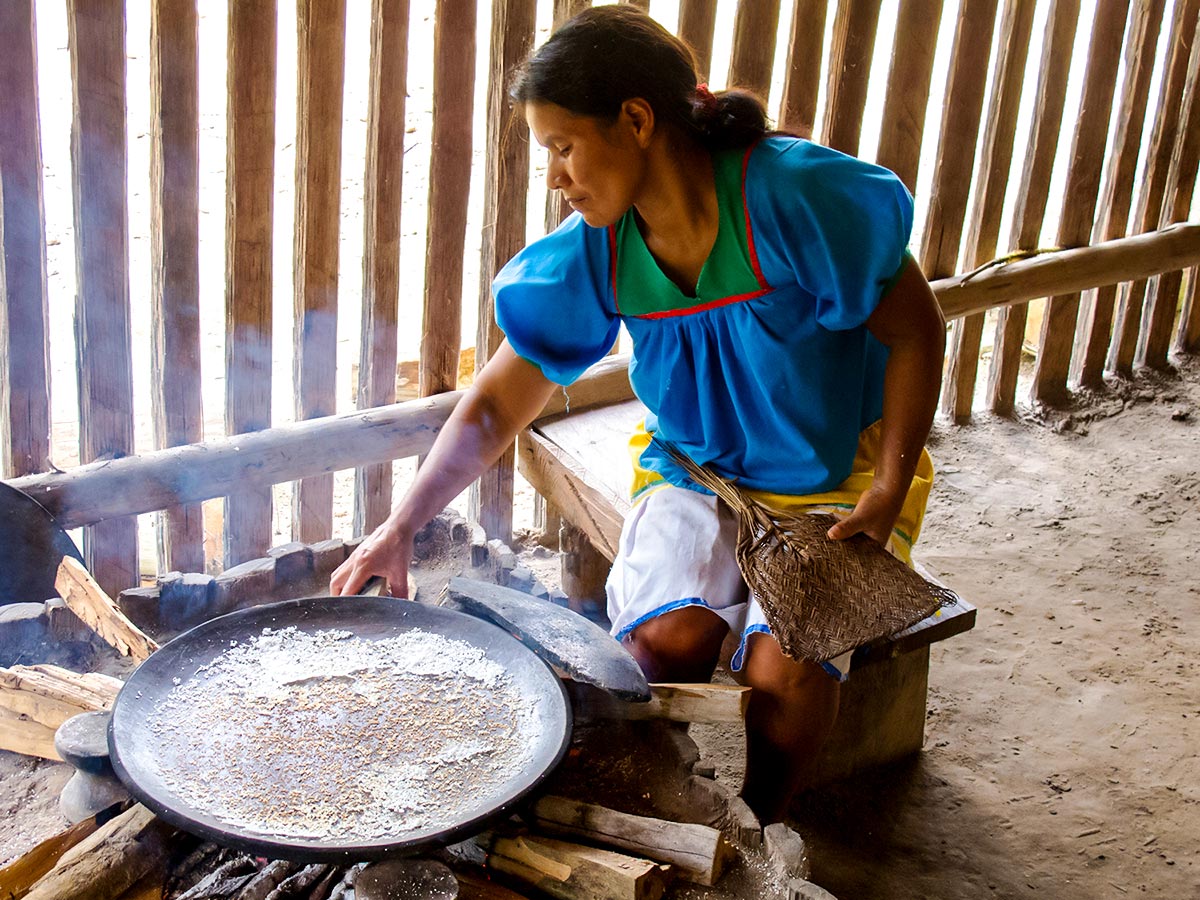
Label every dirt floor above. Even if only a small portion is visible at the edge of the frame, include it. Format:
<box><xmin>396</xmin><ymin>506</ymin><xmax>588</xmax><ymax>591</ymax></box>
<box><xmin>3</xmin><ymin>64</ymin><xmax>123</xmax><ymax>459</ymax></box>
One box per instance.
<box><xmin>3</xmin><ymin>357</ymin><xmax>1198</xmax><ymax>900</ymax></box>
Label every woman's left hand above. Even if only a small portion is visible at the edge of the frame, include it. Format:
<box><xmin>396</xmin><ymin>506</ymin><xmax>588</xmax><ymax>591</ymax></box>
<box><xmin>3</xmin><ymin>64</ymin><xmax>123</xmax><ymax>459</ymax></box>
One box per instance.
<box><xmin>826</xmin><ymin>482</ymin><xmax>906</xmax><ymax>547</ymax></box>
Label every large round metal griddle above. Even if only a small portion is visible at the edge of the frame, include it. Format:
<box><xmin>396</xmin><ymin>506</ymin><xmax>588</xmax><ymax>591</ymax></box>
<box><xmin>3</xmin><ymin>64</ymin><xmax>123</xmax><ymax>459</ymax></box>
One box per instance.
<box><xmin>0</xmin><ymin>482</ymin><xmax>84</xmax><ymax>605</ymax></box>
<box><xmin>108</xmin><ymin>596</ymin><xmax>572</xmax><ymax>862</ymax></box>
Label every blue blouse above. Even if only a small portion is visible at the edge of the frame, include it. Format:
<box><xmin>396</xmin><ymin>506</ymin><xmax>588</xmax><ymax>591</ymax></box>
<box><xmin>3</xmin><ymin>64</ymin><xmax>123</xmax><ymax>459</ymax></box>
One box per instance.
<box><xmin>493</xmin><ymin>136</ymin><xmax>914</xmax><ymax>496</ymax></box>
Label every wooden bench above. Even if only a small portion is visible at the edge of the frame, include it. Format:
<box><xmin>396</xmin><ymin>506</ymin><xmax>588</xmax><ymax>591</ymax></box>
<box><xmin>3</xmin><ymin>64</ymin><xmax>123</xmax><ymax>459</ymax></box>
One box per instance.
<box><xmin>517</xmin><ymin>398</ymin><xmax>975</xmax><ymax>788</ymax></box>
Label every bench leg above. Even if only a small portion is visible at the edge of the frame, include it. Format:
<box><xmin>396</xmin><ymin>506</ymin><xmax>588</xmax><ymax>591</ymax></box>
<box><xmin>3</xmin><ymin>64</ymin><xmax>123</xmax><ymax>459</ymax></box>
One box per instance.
<box><xmin>533</xmin><ymin>495</ymin><xmax>564</xmax><ymax>549</ymax></box>
<box><xmin>796</xmin><ymin>645</ymin><xmax>930</xmax><ymax>790</ymax></box>
<box><xmin>560</xmin><ymin>523</ymin><xmax>610</xmax><ymax>621</ymax></box>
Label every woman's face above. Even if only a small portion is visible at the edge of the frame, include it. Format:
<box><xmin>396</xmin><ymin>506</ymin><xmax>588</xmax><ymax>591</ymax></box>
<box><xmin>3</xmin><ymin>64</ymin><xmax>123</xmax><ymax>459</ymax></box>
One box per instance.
<box><xmin>525</xmin><ymin>101</ymin><xmax>650</xmax><ymax>228</ymax></box>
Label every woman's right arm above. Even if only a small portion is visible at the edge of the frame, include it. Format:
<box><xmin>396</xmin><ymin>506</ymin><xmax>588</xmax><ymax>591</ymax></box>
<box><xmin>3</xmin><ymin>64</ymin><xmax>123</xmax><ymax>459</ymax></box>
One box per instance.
<box><xmin>330</xmin><ymin>340</ymin><xmax>559</xmax><ymax>596</ymax></box>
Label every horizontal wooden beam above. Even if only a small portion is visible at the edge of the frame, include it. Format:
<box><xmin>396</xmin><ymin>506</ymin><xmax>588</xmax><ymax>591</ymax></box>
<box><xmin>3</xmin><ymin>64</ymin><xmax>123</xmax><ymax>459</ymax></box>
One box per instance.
<box><xmin>9</xmin><ymin>354</ymin><xmax>635</xmax><ymax>530</ymax></box>
<box><xmin>934</xmin><ymin>222</ymin><xmax>1200</xmax><ymax>320</ymax></box>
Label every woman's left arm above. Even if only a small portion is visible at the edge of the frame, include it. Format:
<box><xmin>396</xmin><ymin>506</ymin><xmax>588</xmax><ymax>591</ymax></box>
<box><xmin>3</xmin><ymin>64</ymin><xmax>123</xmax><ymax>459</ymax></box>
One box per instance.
<box><xmin>827</xmin><ymin>258</ymin><xmax>946</xmax><ymax>545</ymax></box>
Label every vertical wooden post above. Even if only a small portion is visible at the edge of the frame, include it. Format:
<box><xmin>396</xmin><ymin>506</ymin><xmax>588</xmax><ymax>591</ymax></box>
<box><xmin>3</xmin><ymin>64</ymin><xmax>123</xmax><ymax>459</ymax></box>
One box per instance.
<box><xmin>67</xmin><ymin>0</ymin><xmax>138</xmax><ymax>597</ymax></box>
<box><xmin>471</xmin><ymin>0</ymin><xmax>537</xmax><ymax>544</ymax></box>
<box><xmin>224</xmin><ymin>0</ymin><xmax>277</xmax><ymax>566</ymax></box>
<box><xmin>940</xmin><ymin>0</ymin><xmax>1036</xmax><ymax>422</ymax></box>
<box><xmin>1030</xmin><ymin>0</ymin><xmax>1129</xmax><ymax>405</ymax></box>
<box><xmin>918</xmin><ymin>0</ymin><xmax>999</xmax><ymax>283</ymax></box>
<box><xmin>778</xmin><ymin>0</ymin><xmax>828</xmax><ymax>137</ymax></box>
<box><xmin>1141</xmin><ymin>35</ymin><xmax>1200</xmax><ymax>367</ymax></box>
<box><xmin>986</xmin><ymin>0</ymin><xmax>1080</xmax><ymax>415</ymax></box>
<box><xmin>622</xmin><ymin>0</ymin><xmax>651</xmax><ymax>10</ymax></box>
<box><xmin>874</xmin><ymin>0</ymin><xmax>945</xmax><ymax>192</ymax></box>
<box><xmin>0</xmin><ymin>2</ymin><xmax>51</xmax><ymax>481</ymax></box>
<box><xmin>150</xmin><ymin>0</ymin><xmax>203</xmax><ymax>575</ymax></box>
<box><xmin>678</xmin><ymin>0</ymin><xmax>718</xmax><ymax>83</ymax></box>
<box><xmin>821</xmin><ymin>0</ymin><xmax>883</xmax><ymax>155</ymax></box>
<box><xmin>1109</xmin><ymin>0</ymin><xmax>1199</xmax><ymax>375</ymax></box>
<box><xmin>292</xmin><ymin>0</ymin><xmax>347</xmax><ymax>544</ymax></box>
<box><xmin>1074</xmin><ymin>0</ymin><xmax>1168</xmax><ymax>387</ymax></box>
<box><xmin>1179</xmin><ymin>267</ymin><xmax>1200</xmax><ymax>351</ymax></box>
<box><xmin>419</xmin><ymin>0</ymin><xmax>477</xmax><ymax>399</ymax></box>
<box><xmin>543</xmin><ymin>0</ymin><xmax>591</xmax><ymax>235</ymax></box>
<box><xmin>354</xmin><ymin>0</ymin><xmax>411</xmax><ymax>538</ymax></box>
<box><xmin>728</xmin><ymin>0</ymin><xmax>782</xmax><ymax>99</ymax></box>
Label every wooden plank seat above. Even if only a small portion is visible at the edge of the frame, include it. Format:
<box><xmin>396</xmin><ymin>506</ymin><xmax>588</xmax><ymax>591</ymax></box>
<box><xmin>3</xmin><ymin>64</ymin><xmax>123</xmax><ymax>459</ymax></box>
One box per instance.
<box><xmin>517</xmin><ymin>398</ymin><xmax>975</xmax><ymax>787</ymax></box>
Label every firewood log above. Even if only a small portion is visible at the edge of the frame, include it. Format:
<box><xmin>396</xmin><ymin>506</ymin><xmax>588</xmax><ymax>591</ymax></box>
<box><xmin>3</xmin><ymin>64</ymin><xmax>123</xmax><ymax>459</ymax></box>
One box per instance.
<box><xmin>55</xmin><ymin>557</ymin><xmax>159</xmax><ymax>662</ymax></box>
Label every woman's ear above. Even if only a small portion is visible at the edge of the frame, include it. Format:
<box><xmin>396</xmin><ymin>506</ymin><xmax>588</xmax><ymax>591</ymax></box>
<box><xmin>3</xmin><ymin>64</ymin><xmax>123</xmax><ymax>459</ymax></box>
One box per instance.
<box><xmin>621</xmin><ymin>98</ymin><xmax>656</xmax><ymax>147</ymax></box>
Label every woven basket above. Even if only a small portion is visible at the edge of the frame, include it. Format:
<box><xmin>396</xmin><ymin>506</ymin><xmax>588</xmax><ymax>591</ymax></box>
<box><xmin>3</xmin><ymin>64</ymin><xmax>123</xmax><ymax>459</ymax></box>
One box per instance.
<box><xmin>661</xmin><ymin>442</ymin><xmax>957</xmax><ymax>663</ymax></box>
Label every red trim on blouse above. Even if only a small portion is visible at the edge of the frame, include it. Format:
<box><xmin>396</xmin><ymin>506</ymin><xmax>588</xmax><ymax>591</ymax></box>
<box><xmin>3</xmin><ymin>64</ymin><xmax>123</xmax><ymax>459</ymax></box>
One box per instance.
<box><xmin>635</xmin><ymin>288</ymin><xmax>772</xmax><ymax>319</ymax></box>
<box><xmin>741</xmin><ymin>143</ymin><xmax>769</xmax><ymax>290</ymax></box>
<box><xmin>607</xmin><ymin>224</ymin><xmax>621</xmax><ymax>314</ymax></box>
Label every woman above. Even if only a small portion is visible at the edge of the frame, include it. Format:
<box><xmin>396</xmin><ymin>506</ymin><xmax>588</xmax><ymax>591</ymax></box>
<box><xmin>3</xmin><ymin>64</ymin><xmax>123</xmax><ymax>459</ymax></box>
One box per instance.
<box><xmin>332</xmin><ymin>5</ymin><xmax>946</xmax><ymax>823</ymax></box>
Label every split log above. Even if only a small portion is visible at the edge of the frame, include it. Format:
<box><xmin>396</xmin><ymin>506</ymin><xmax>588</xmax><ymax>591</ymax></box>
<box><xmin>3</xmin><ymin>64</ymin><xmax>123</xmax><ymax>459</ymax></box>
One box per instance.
<box><xmin>821</xmin><ymin>0</ymin><xmax>883</xmax><ymax>155</ymax></box>
<box><xmin>21</xmin><ymin>804</ymin><xmax>176</xmax><ymax>900</ymax></box>
<box><xmin>777</xmin><ymin>0</ymin><xmax>827</xmax><ymax>136</ymax></box>
<box><xmin>0</xmin><ymin>663</ymin><xmax>121</xmax><ymax>759</ymax></box>
<box><xmin>0</xmin><ymin>811</ymin><xmax>107</xmax><ymax>900</ymax></box>
<box><xmin>566</xmin><ymin>682</ymin><xmax>749</xmax><ymax>725</ymax></box>
<box><xmin>452</xmin><ymin>868</ymin><xmax>532</xmax><ymax>900</ymax></box>
<box><xmin>55</xmin><ymin>557</ymin><xmax>158</xmax><ymax>662</ymax></box>
<box><xmin>173</xmin><ymin>858</ymin><xmax>258</xmax><ymax>900</ymax></box>
<box><xmin>532</xmin><ymin>796</ymin><xmax>735</xmax><ymax>886</ymax></box>
<box><xmin>484</xmin><ymin>834</ymin><xmax>670</xmax><ymax>900</ymax></box>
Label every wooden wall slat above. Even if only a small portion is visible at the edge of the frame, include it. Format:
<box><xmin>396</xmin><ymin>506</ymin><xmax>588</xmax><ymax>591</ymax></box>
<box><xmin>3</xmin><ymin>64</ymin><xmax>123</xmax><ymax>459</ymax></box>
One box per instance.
<box><xmin>728</xmin><ymin>0</ymin><xmax>783</xmax><ymax>99</ymax></box>
<box><xmin>1180</xmin><ymin>267</ymin><xmax>1200</xmax><ymax>351</ymax></box>
<box><xmin>1031</xmin><ymin>0</ymin><xmax>1129</xmax><ymax>404</ymax></box>
<box><xmin>1142</xmin><ymin>32</ymin><xmax>1200</xmax><ymax>365</ymax></box>
<box><xmin>149</xmin><ymin>0</ymin><xmax>203</xmax><ymax>575</ymax></box>
<box><xmin>354</xmin><ymin>0</ymin><xmax>411</xmax><ymax>537</ymax></box>
<box><xmin>0</xmin><ymin>2</ymin><xmax>51</xmax><ymax>480</ymax></box>
<box><xmin>1074</xmin><ymin>0</ymin><xmax>1168</xmax><ymax>387</ymax></box>
<box><xmin>543</xmin><ymin>0</ymin><xmax>591</xmax><ymax>234</ymax></box>
<box><xmin>678</xmin><ymin>0</ymin><xmax>718</xmax><ymax>83</ymax></box>
<box><xmin>918</xmin><ymin>0</ymin><xmax>999</xmax><ymax>280</ymax></box>
<box><xmin>1109</xmin><ymin>0</ymin><xmax>1199</xmax><ymax>374</ymax></box>
<box><xmin>224</xmin><ymin>0</ymin><xmax>277</xmax><ymax>566</ymax></box>
<box><xmin>941</xmin><ymin>0</ymin><xmax>1036</xmax><ymax>422</ymax></box>
<box><xmin>821</xmin><ymin>0</ymin><xmax>883</xmax><ymax>155</ymax></box>
<box><xmin>986</xmin><ymin>0</ymin><xmax>1080</xmax><ymax>415</ymax></box>
<box><xmin>622</xmin><ymin>0</ymin><xmax>651</xmax><ymax>10</ymax></box>
<box><xmin>874</xmin><ymin>0</ymin><xmax>944</xmax><ymax>192</ymax></box>
<box><xmin>292</xmin><ymin>0</ymin><xmax>347</xmax><ymax>544</ymax></box>
<box><xmin>778</xmin><ymin>0</ymin><xmax>827</xmax><ymax>137</ymax></box>
<box><xmin>419</xmin><ymin>0</ymin><xmax>477</xmax><ymax>399</ymax></box>
<box><xmin>67</xmin><ymin>0</ymin><xmax>138</xmax><ymax>597</ymax></box>
<box><xmin>471</xmin><ymin>0</ymin><xmax>537</xmax><ymax>544</ymax></box>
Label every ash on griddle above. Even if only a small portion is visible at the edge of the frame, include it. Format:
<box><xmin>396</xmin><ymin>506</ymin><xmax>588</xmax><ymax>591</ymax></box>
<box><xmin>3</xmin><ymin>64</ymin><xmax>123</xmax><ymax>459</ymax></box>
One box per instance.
<box><xmin>144</xmin><ymin>627</ymin><xmax>536</xmax><ymax>842</ymax></box>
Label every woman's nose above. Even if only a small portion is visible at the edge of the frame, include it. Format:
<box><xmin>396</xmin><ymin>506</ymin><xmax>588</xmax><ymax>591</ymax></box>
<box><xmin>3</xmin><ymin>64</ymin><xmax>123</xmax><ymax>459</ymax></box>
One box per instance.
<box><xmin>546</xmin><ymin>157</ymin><xmax>568</xmax><ymax>191</ymax></box>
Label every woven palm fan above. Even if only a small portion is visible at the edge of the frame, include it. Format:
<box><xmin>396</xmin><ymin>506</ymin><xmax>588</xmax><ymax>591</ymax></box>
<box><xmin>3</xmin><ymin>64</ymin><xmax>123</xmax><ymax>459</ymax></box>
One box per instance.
<box><xmin>660</xmin><ymin>442</ymin><xmax>957</xmax><ymax>663</ymax></box>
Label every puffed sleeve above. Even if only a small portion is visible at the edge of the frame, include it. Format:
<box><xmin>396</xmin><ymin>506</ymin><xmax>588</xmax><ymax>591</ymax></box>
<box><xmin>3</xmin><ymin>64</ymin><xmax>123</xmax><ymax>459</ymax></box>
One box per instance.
<box><xmin>746</xmin><ymin>138</ymin><xmax>914</xmax><ymax>330</ymax></box>
<box><xmin>493</xmin><ymin>213</ymin><xmax>620</xmax><ymax>386</ymax></box>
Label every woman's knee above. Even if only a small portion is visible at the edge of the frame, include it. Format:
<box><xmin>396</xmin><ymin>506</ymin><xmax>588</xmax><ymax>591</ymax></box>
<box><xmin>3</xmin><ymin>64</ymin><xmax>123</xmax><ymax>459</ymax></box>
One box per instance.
<box><xmin>623</xmin><ymin>605</ymin><xmax>728</xmax><ymax>683</ymax></box>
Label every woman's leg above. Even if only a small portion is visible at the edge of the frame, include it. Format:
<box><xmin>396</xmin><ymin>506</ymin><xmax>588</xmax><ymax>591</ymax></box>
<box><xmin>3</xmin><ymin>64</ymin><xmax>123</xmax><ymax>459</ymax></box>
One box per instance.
<box><xmin>622</xmin><ymin>605</ymin><xmax>729</xmax><ymax>683</ymax></box>
<box><xmin>736</xmin><ymin>631</ymin><xmax>840</xmax><ymax>823</ymax></box>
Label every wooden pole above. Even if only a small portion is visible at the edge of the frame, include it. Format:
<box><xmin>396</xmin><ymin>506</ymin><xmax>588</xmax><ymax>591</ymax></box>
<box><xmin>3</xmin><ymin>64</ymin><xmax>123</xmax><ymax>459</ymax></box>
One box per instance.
<box><xmin>1074</xmin><ymin>0</ymin><xmax>1168</xmax><ymax>386</ymax></box>
<box><xmin>1030</xmin><ymin>0</ymin><xmax>1129</xmax><ymax>405</ymax></box>
<box><xmin>292</xmin><ymin>0</ymin><xmax>347</xmax><ymax>544</ymax></box>
<box><xmin>1142</xmin><ymin>32</ymin><xmax>1200</xmax><ymax>366</ymax></box>
<box><xmin>419</xmin><ymin>0</ymin><xmax>477</xmax><ymax>400</ymax></box>
<box><xmin>986</xmin><ymin>0</ymin><xmax>1080</xmax><ymax>415</ymax></box>
<box><xmin>874</xmin><ymin>0</ymin><xmax>944</xmax><ymax>192</ymax></box>
<box><xmin>940</xmin><ymin>0</ymin><xmax>1035</xmax><ymax>423</ymax></box>
<box><xmin>678</xmin><ymin>0</ymin><xmax>718</xmax><ymax>83</ymax></box>
<box><xmin>728</xmin><ymin>0</ymin><xmax>783</xmax><ymax>99</ymax></box>
<box><xmin>67</xmin><ymin>0</ymin><xmax>138</xmax><ymax>598</ymax></box>
<box><xmin>224</xmin><ymin>0</ymin><xmax>277</xmax><ymax>566</ymax></box>
<box><xmin>778</xmin><ymin>0</ymin><xmax>827</xmax><ymax>137</ymax></box>
<box><xmin>821</xmin><ymin>0</ymin><xmax>883</xmax><ymax>155</ymax></box>
<box><xmin>354</xmin><ymin>0</ymin><xmax>410</xmax><ymax>537</ymax></box>
<box><xmin>1109</xmin><ymin>0</ymin><xmax>1199</xmax><ymax>374</ymax></box>
<box><xmin>150</xmin><ymin>0</ymin><xmax>203</xmax><ymax>575</ymax></box>
<box><xmin>0</xmin><ymin>1</ymin><xmax>51</xmax><ymax>480</ymax></box>
<box><xmin>471</xmin><ymin>0</ymin><xmax>537</xmax><ymax>544</ymax></box>
<box><xmin>12</xmin><ymin>353</ymin><xmax>637</xmax><ymax>529</ymax></box>
<box><xmin>918</xmin><ymin>0</ymin><xmax>999</xmax><ymax>281</ymax></box>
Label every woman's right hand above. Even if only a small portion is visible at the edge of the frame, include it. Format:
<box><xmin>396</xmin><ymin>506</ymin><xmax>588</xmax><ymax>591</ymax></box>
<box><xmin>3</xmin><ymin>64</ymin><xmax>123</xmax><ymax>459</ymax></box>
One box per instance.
<box><xmin>329</xmin><ymin>519</ymin><xmax>414</xmax><ymax>597</ymax></box>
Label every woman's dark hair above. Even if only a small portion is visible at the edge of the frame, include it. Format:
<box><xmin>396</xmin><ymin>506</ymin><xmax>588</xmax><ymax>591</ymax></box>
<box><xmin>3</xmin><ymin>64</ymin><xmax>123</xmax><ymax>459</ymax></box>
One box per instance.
<box><xmin>509</xmin><ymin>5</ymin><xmax>769</xmax><ymax>152</ymax></box>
